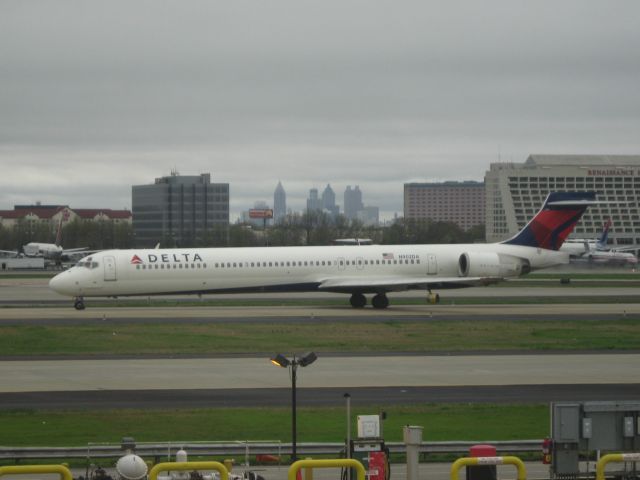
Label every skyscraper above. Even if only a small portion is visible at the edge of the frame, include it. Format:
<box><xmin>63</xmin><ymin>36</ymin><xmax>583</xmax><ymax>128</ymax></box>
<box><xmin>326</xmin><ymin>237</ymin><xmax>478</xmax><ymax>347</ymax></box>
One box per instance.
<box><xmin>273</xmin><ymin>181</ymin><xmax>286</xmax><ymax>223</ymax></box>
<box><xmin>306</xmin><ymin>188</ymin><xmax>322</xmax><ymax>212</ymax></box>
<box><xmin>321</xmin><ymin>184</ymin><xmax>339</xmax><ymax>217</ymax></box>
<box><xmin>344</xmin><ymin>185</ymin><xmax>364</xmax><ymax>220</ymax></box>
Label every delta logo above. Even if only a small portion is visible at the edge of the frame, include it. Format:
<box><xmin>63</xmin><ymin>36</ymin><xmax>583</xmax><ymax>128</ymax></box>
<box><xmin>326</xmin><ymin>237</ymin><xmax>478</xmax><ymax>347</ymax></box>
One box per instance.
<box><xmin>131</xmin><ymin>253</ymin><xmax>204</xmax><ymax>264</ymax></box>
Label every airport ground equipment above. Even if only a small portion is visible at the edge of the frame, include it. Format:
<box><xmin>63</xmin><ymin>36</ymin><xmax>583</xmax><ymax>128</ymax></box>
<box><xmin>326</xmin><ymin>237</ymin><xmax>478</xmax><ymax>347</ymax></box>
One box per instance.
<box><xmin>550</xmin><ymin>401</ymin><xmax>640</xmax><ymax>478</ymax></box>
<box><xmin>0</xmin><ymin>464</ymin><xmax>73</xmax><ymax>480</ymax></box>
<box><xmin>289</xmin><ymin>459</ymin><xmax>365</xmax><ymax>480</ymax></box>
<box><xmin>346</xmin><ymin>415</ymin><xmax>390</xmax><ymax>480</ymax></box>
<box><xmin>596</xmin><ymin>453</ymin><xmax>640</xmax><ymax>480</ymax></box>
<box><xmin>450</xmin><ymin>456</ymin><xmax>526</xmax><ymax>480</ymax></box>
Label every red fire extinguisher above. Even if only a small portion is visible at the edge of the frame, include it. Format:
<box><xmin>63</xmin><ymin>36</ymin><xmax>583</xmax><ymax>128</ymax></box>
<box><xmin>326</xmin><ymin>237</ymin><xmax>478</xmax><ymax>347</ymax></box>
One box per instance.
<box><xmin>542</xmin><ymin>438</ymin><xmax>553</xmax><ymax>464</ymax></box>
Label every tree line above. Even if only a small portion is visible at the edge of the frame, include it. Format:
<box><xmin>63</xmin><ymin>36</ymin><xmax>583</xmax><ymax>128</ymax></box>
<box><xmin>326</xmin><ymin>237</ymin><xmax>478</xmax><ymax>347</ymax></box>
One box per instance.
<box><xmin>0</xmin><ymin>213</ymin><xmax>484</xmax><ymax>252</ymax></box>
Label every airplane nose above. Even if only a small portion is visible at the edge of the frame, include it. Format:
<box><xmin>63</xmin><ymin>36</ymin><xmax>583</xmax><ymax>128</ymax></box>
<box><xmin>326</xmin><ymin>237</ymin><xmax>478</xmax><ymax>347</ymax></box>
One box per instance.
<box><xmin>49</xmin><ymin>272</ymin><xmax>75</xmax><ymax>296</ymax></box>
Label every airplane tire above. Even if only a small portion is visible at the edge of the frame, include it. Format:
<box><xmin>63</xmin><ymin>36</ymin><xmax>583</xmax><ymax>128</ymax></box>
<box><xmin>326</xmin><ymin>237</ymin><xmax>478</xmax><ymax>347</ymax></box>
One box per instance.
<box><xmin>372</xmin><ymin>294</ymin><xmax>389</xmax><ymax>309</ymax></box>
<box><xmin>349</xmin><ymin>293</ymin><xmax>366</xmax><ymax>308</ymax></box>
<box><xmin>427</xmin><ymin>293</ymin><xmax>440</xmax><ymax>304</ymax></box>
<box><xmin>74</xmin><ymin>300</ymin><xmax>85</xmax><ymax>310</ymax></box>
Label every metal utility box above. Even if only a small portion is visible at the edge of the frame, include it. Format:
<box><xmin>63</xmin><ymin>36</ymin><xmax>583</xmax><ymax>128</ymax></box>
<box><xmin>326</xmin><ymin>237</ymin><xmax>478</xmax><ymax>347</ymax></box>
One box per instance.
<box><xmin>357</xmin><ymin>415</ymin><xmax>381</xmax><ymax>439</ymax></box>
<box><xmin>550</xmin><ymin>401</ymin><xmax>640</xmax><ymax>478</ymax></box>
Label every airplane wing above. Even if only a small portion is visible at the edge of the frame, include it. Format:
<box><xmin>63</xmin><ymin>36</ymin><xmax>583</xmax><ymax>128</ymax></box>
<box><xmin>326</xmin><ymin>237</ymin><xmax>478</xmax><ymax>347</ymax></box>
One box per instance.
<box><xmin>318</xmin><ymin>275</ymin><xmax>502</xmax><ymax>293</ymax></box>
<box><xmin>0</xmin><ymin>249</ymin><xmax>19</xmax><ymax>256</ymax></box>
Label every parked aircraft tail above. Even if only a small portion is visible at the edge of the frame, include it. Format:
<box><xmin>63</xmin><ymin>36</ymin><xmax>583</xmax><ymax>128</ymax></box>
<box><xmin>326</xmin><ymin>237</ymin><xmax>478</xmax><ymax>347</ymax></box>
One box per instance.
<box><xmin>501</xmin><ymin>192</ymin><xmax>596</xmax><ymax>250</ymax></box>
<box><xmin>596</xmin><ymin>218</ymin><xmax>612</xmax><ymax>251</ymax></box>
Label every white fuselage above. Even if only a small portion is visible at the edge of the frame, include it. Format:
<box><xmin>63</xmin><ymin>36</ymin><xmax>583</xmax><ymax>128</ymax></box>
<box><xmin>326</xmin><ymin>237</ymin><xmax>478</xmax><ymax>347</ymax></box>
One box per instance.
<box><xmin>23</xmin><ymin>242</ymin><xmax>63</xmax><ymax>258</ymax></box>
<box><xmin>49</xmin><ymin>243</ymin><xmax>568</xmax><ymax>298</ymax></box>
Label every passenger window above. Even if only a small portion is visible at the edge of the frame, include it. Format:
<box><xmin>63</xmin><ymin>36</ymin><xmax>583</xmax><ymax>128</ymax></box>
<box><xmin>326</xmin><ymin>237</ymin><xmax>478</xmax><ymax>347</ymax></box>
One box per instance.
<box><xmin>411</xmin><ymin>259</ymin><xmax>414</xmax><ymax>264</ymax></box>
<box><xmin>233</xmin><ymin>263</ymin><xmax>237</xmax><ymax>268</ymax></box>
<box><xmin>179</xmin><ymin>264</ymin><xmax>183</xmax><ymax>269</ymax></box>
<box><xmin>227</xmin><ymin>263</ymin><xmax>231</xmax><ymax>268</ymax></box>
<box><xmin>327</xmin><ymin>261</ymin><xmax>331</xmax><ymax>266</ymax></box>
<box><xmin>321</xmin><ymin>261</ymin><xmax>325</xmax><ymax>266</ymax></box>
<box><xmin>269</xmin><ymin>262</ymin><xmax>273</xmax><ymax>267</ymax></box>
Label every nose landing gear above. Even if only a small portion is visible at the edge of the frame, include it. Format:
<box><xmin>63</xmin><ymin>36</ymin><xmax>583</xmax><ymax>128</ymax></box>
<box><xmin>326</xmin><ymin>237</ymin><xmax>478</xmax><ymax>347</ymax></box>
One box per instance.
<box><xmin>73</xmin><ymin>297</ymin><xmax>85</xmax><ymax>310</ymax></box>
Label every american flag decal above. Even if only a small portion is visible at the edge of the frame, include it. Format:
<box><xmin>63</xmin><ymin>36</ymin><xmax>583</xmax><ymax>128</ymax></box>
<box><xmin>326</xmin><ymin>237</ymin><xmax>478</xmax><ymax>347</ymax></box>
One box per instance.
<box><xmin>382</xmin><ymin>252</ymin><xmax>394</xmax><ymax>260</ymax></box>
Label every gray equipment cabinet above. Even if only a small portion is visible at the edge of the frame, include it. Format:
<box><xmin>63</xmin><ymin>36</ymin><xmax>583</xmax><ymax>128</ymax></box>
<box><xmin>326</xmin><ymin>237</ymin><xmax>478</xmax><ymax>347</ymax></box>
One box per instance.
<box><xmin>551</xmin><ymin>401</ymin><xmax>640</xmax><ymax>479</ymax></box>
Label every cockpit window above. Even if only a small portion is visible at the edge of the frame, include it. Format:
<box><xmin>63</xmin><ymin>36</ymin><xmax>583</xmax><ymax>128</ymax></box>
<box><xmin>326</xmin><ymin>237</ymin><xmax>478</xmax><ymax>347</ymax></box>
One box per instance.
<box><xmin>75</xmin><ymin>261</ymin><xmax>99</xmax><ymax>269</ymax></box>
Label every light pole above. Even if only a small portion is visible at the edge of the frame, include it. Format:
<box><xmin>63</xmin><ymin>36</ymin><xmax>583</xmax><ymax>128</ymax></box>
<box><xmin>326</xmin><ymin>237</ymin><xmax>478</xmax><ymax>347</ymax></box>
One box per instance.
<box><xmin>270</xmin><ymin>352</ymin><xmax>317</xmax><ymax>462</ymax></box>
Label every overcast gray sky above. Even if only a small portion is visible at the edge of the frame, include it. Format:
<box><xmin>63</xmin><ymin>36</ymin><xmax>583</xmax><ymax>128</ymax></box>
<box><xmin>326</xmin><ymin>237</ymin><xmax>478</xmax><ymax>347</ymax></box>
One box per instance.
<box><xmin>1</xmin><ymin>0</ymin><xmax>639</xmax><ymax>220</ymax></box>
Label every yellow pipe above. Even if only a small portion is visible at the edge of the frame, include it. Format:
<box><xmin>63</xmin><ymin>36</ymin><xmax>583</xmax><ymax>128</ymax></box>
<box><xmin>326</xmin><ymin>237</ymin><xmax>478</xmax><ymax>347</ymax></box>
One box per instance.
<box><xmin>0</xmin><ymin>465</ymin><xmax>73</xmax><ymax>480</ymax></box>
<box><xmin>149</xmin><ymin>461</ymin><xmax>229</xmax><ymax>480</ymax></box>
<box><xmin>596</xmin><ymin>453</ymin><xmax>640</xmax><ymax>480</ymax></box>
<box><xmin>450</xmin><ymin>456</ymin><xmax>526</xmax><ymax>480</ymax></box>
<box><xmin>289</xmin><ymin>459</ymin><xmax>366</xmax><ymax>480</ymax></box>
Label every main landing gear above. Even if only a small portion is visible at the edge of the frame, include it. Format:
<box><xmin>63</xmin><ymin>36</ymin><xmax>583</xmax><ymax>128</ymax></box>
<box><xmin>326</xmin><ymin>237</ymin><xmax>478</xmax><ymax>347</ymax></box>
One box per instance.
<box><xmin>74</xmin><ymin>297</ymin><xmax>85</xmax><ymax>310</ymax></box>
<box><xmin>349</xmin><ymin>293</ymin><xmax>367</xmax><ymax>308</ymax></box>
<box><xmin>426</xmin><ymin>291</ymin><xmax>440</xmax><ymax>304</ymax></box>
<box><xmin>349</xmin><ymin>293</ymin><xmax>390</xmax><ymax>309</ymax></box>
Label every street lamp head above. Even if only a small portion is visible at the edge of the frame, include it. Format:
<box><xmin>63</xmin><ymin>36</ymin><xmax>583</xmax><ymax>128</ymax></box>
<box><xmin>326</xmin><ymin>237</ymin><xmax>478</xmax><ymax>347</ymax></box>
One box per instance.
<box><xmin>298</xmin><ymin>351</ymin><xmax>317</xmax><ymax>367</ymax></box>
<box><xmin>270</xmin><ymin>353</ymin><xmax>290</xmax><ymax>368</ymax></box>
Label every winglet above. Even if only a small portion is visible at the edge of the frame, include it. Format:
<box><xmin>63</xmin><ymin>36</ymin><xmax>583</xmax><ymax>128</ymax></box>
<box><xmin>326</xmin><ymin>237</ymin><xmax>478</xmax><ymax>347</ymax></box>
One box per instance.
<box><xmin>501</xmin><ymin>192</ymin><xmax>597</xmax><ymax>250</ymax></box>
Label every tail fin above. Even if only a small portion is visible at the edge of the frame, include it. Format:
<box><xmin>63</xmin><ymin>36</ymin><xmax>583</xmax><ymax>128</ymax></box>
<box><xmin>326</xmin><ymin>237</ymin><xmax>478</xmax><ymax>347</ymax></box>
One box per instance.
<box><xmin>55</xmin><ymin>216</ymin><xmax>63</xmax><ymax>247</ymax></box>
<box><xmin>596</xmin><ymin>218</ymin><xmax>612</xmax><ymax>250</ymax></box>
<box><xmin>502</xmin><ymin>192</ymin><xmax>596</xmax><ymax>250</ymax></box>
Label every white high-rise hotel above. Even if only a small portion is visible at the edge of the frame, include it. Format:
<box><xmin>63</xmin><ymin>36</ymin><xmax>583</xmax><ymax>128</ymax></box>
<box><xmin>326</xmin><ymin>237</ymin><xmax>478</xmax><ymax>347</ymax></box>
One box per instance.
<box><xmin>485</xmin><ymin>155</ymin><xmax>640</xmax><ymax>247</ymax></box>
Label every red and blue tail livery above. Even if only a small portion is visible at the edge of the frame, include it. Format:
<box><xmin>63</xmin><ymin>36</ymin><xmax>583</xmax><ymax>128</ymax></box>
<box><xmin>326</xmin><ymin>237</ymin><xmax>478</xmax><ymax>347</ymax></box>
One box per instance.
<box><xmin>502</xmin><ymin>192</ymin><xmax>597</xmax><ymax>251</ymax></box>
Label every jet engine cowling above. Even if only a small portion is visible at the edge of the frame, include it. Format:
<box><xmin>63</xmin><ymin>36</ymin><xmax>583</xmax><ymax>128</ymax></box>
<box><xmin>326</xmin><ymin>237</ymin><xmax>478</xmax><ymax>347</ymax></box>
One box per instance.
<box><xmin>458</xmin><ymin>252</ymin><xmax>531</xmax><ymax>278</ymax></box>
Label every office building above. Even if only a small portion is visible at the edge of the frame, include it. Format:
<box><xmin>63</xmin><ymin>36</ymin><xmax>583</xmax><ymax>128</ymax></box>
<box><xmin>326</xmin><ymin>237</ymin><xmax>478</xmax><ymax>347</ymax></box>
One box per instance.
<box><xmin>404</xmin><ymin>181</ymin><xmax>485</xmax><ymax>231</ymax></box>
<box><xmin>485</xmin><ymin>155</ymin><xmax>640</xmax><ymax>245</ymax></box>
<box><xmin>344</xmin><ymin>185</ymin><xmax>364</xmax><ymax>220</ymax></box>
<box><xmin>132</xmin><ymin>172</ymin><xmax>229</xmax><ymax>247</ymax></box>
<box><xmin>306</xmin><ymin>188</ymin><xmax>322</xmax><ymax>213</ymax></box>
<box><xmin>321</xmin><ymin>184</ymin><xmax>339</xmax><ymax>217</ymax></box>
<box><xmin>273</xmin><ymin>181</ymin><xmax>286</xmax><ymax>223</ymax></box>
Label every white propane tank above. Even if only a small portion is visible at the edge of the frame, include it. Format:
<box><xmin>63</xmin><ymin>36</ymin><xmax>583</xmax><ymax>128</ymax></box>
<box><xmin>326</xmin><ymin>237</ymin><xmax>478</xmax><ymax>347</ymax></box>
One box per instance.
<box><xmin>116</xmin><ymin>454</ymin><xmax>148</xmax><ymax>480</ymax></box>
<box><xmin>170</xmin><ymin>449</ymin><xmax>190</xmax><ymax>480</ymax></box>
<box><xmin>176</xmin><ymin>449</ymin><xmax>188</xmax><ymax>462</ymax></box>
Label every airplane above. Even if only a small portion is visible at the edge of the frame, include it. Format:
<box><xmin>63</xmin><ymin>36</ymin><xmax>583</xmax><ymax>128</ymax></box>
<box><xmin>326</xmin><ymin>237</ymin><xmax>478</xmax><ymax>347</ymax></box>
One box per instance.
<box><xmin>0</xmin><ymin>216</ymin><xmax>91</xmax><ymax>263</ymax></box>
<box><xmin>560</xmin><ymin>219</ymin><xmax>638</xmax><ymax>266</ymax></box>
<box><xmin>50</xmin><ymin>192</ymin><xmax>597</xmax><ymax>310</ymax></box>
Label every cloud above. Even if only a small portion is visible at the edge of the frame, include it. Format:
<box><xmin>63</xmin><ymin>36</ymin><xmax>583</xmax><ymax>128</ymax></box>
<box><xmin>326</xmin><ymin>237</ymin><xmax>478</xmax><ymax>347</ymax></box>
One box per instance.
<box><xmin>1</xmin><ymin>0</ymin><xmax>639</xmax><ymax>219</ymax></box>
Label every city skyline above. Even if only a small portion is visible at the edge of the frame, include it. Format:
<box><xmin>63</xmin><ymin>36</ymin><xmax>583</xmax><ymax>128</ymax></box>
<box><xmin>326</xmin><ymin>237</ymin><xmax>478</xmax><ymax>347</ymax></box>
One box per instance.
<box><xmin>1</xmin><ymin>1</ymin><xmax>639</xmax><ymax>220</ymax></box>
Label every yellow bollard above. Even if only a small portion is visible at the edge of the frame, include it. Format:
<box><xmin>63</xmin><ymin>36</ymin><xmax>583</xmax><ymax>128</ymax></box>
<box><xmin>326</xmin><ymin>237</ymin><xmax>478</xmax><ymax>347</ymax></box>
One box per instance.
<box><xmin>0</xmin><ymin>465</ymin><xmax>73</xmax><ymax>480</ymax></box>
<box><xmin>149</xmin><ymin>462</ymin><xmax>229</xmax><ymax>480</ymax></box>
<box><xmin>289</xmin><ymin>459</ymin><xmax>365</xmax><ymax>480</ymax></box>
<box><xmin>596</xmin><ymin>453</ymin><xmax>640</xmax><ymax>480</ymax></box>
<box><xmin>450</xmin><ymin>456</ymin><xmax>526</xmax><ymax>480</ymax></box>
<box><xmin>304</xmin><ymin>457</ymin><xmax>313</xmax><ymax>480</ymax></box>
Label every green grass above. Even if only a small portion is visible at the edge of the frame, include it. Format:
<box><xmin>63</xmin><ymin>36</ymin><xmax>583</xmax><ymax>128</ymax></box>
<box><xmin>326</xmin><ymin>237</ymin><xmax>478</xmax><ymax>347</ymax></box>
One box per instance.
<box><xmin>1</xmin><ymin>318</ymin><xmax>639</xmax><ymax>356</ymax></box>
<box><xmin>0</xmin><ymin>404</ymin><xmax>548</xmax><ymax>447</ymax></box>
